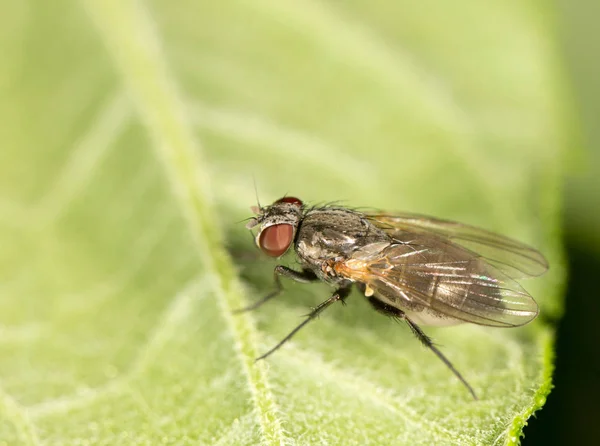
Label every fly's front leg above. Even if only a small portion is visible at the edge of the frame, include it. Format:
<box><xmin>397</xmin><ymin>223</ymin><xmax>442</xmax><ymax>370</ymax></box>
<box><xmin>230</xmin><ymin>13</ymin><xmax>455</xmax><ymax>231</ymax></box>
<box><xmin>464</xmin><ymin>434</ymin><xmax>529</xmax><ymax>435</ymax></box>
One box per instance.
<box><xmin>235</xmin><ymin>265</ymin><xmax>319</xmax><ymax>313</ymax></box>
<box><xmin>256</xmin><ymin>285</ymin><xmax>352</xmax><ymax>360</ymax></box>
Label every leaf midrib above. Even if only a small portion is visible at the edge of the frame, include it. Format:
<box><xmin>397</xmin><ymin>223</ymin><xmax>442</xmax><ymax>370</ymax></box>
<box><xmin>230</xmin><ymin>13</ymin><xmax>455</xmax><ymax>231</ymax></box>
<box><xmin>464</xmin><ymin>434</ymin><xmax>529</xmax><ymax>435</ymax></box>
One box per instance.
<box><xmin>82</xmin><ymin>0</ymin><xmax>287</xmax><ymax>444</ymax></box>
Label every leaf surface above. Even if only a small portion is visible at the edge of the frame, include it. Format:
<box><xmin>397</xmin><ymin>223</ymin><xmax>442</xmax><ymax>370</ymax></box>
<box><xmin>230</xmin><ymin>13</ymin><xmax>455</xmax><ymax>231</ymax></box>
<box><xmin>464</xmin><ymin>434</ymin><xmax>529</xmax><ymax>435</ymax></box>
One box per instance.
<box><xmin>0</xmin><ymin>1</ymin><xmax>566</xmax><ymax>445</ymax></box>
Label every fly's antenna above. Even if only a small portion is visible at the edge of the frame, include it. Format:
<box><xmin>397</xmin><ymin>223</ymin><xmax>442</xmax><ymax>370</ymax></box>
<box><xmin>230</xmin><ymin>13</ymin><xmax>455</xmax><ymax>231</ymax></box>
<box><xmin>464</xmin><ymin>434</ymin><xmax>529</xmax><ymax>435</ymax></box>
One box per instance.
<box><xmin>252</xmin><ymin>175</ymin><xmax>261</xmax><ymax>209</ymax></box>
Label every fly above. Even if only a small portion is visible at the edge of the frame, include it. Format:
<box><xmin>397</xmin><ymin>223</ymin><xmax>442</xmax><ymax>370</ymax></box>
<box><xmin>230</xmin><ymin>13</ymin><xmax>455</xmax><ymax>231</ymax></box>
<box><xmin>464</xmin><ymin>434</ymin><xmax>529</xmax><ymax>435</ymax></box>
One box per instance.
<box><xmin>243</xmin><ymin>196</ymin><xmax>549</xmax><ymax>399</ymax></box>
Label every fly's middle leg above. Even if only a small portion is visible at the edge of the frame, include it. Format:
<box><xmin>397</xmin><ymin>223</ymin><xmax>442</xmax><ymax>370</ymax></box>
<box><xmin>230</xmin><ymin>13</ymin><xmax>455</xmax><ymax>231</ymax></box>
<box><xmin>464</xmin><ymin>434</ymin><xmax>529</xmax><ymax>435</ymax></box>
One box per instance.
<box><xmin>235</xmin><ymin>265</ymin><xmax>319</xmax><ymax>313</ymax></box>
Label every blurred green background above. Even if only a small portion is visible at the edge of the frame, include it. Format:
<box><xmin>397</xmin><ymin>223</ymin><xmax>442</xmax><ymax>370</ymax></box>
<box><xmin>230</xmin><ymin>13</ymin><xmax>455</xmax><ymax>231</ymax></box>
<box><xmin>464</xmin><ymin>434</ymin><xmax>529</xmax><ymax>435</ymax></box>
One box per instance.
<box><xmin>0</xmin><ymin>0</ymin><xmax>597</xmax><ymax>444</ymax></box>
<box><xmin>525</xmin><ymin>0</ymin><xmax>600</xmax><ymax>444</ymax></box>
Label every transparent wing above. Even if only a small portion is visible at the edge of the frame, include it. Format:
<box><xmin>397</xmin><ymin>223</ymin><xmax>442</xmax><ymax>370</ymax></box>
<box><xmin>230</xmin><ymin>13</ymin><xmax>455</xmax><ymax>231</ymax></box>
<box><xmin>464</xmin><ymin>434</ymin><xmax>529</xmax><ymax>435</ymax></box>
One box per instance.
<box><xmin>367</xmin><ymin>212</ymin><xmax>548</xmax><ymax>278</ymax></box>
<box><xmin>335</xmin><ymin>234</ymin><xmax>539</xmax><ymax>327</ymax></box>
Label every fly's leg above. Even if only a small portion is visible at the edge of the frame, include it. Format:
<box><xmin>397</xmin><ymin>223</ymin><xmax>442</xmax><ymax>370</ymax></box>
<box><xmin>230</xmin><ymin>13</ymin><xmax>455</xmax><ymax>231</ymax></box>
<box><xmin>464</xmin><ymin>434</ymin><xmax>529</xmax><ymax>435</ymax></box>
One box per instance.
<box><xmin>403</xmin><ymin>315</ymin><xmax>479</xmax><ymax>400</ymax></box>
<box><xmin>235</xmin><ymin>266</ymin><xmax>319</xmax><ymax>313</ymax></box>
<box><xmin>366</xmin><ymin>295</ymin><xmax>478</xmax><ymax>400</ymax></box>
<box><xmin>256</xmin><ymin>286</ymin><xmax>352</xmax><ymax>360</ymax></box>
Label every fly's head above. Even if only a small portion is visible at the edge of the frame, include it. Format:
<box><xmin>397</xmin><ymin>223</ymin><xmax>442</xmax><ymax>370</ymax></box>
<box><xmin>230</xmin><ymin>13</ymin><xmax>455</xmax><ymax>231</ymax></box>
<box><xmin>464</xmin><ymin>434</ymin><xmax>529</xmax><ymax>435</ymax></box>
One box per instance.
<box><xmin>245</xmin><ymin>196</ymin><xmax>304</xmax><ymax>258</ymax></box>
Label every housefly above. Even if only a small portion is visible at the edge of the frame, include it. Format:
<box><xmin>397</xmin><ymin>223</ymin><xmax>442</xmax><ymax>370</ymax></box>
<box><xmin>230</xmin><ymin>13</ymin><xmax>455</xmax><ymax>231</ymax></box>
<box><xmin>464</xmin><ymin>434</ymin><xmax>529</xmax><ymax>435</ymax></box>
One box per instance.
<box><xmin>243</xmin><ymin>197</ymin><xmax>548</xmax><ymax>399</ymax></box>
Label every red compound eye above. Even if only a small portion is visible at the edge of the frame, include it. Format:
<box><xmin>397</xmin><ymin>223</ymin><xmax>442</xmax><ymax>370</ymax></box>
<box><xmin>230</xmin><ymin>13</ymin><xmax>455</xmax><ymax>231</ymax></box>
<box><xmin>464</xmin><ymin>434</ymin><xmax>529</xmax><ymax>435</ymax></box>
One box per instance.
<box><xmin>275</xmin><ymin>196</ymin><xmax>303</xmax><ymax>207</ymax></box>
<box><xmin>258</xmin><ymin>224</ymin><xmax>294</xmax><ymax>257</ymax></box>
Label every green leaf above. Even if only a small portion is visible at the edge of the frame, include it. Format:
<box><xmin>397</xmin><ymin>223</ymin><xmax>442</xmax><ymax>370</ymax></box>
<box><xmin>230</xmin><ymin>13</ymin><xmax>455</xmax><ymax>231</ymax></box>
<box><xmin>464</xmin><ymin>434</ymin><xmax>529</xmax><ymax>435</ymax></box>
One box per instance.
<box><xmin>0</xmin><ymin>0</ymin><xmax>567</xmax><ymax>445</ymax></box>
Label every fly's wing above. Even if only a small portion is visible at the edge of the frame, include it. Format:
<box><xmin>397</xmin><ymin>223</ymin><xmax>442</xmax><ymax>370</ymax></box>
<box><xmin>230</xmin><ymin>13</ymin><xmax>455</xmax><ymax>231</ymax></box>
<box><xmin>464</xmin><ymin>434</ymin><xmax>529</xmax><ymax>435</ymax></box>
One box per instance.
<box><xmin>367</xmin><ymin>213</ymin><xmax>548</xmax><ymax>278</ymax></box>
<box><xmin>334</xmin><ymin>233</ymin><xmax>539</xmax><ymax>327</ymax></box>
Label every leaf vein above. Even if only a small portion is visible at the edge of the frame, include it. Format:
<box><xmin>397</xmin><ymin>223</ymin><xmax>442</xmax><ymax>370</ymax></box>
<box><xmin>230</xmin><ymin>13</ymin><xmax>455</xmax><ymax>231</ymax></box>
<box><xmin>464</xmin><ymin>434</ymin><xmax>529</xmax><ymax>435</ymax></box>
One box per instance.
<box><xmin>282</xmin><ymin>345</ymin><xmax>463</xmax><ymax>443</ymax></box>
<box><xmin>190</xmin><ymin>102</ymin><xmax>380</xmax><ymax>194</ymax></box>
<box><xmin>34</xmin><ymin>91</ymin><xmax>132</xmax><ymax>225</ymax></box>
<box><xmin>246</xmin><ymin>0</ymin><xmax>514</xmax><ymax>223</ymax></box>
<box><xmin>29</xmin><ymin>276</ymin><xmax>206</xmax><ymax>418</ymax></box>
<box><xmin>83</xmin><ymin>1</ymin><xmax>289</xmax><ymax>444</ymax></box>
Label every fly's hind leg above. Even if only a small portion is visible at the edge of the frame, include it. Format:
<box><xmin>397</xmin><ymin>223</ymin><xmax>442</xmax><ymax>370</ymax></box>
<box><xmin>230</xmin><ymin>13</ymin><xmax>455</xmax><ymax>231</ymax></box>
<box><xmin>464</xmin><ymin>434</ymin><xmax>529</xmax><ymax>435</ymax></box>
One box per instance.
<box><xmin>235</xmin><ymin>266</ymin><xmax>319</xmax><ymax>313</ymax></box>
<box><xmin>366</xmin><ymin>295</ymin><xmax>478</xmax><ymax>400</ymax></box>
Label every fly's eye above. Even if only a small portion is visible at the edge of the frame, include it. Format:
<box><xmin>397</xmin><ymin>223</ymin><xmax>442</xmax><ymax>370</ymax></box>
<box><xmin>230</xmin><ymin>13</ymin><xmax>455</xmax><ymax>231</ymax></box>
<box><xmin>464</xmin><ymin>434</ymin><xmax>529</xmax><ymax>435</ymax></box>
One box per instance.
<box><xmin>258</xmin><ymin>224</ymin><xmax>294</xmax><ymax>257</ymax></box>
<box><xmin>275</xmin><ymin>196</ymin><xmax>303</xmax><ymax>207</ymax></box>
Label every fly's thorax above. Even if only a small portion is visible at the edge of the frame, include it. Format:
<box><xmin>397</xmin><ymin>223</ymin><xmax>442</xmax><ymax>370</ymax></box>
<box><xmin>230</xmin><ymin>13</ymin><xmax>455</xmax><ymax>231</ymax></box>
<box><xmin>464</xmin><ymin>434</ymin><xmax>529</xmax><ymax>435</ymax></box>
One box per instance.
<box><xmin>295</xmin><ymin>208</ymin><xmax>389</xmax><ymax>267</ymax></box>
